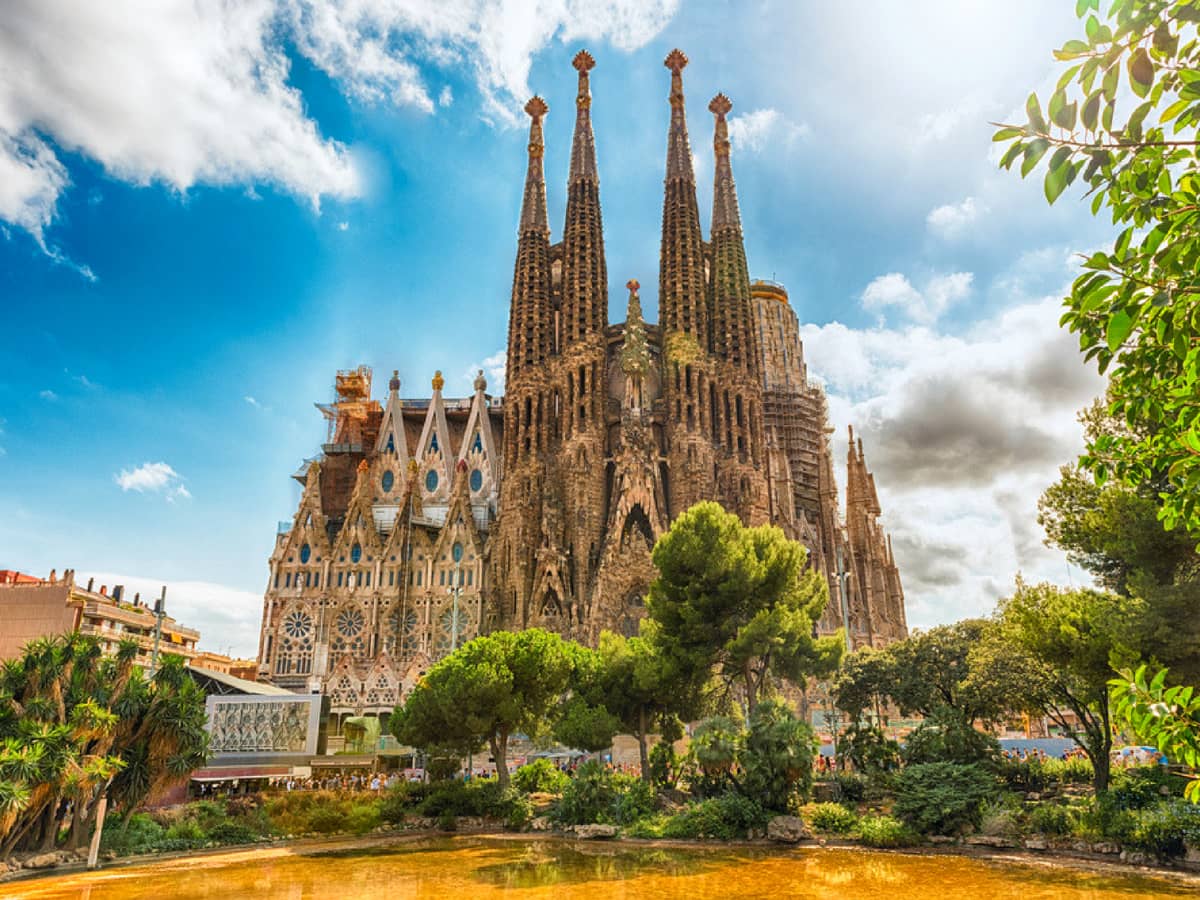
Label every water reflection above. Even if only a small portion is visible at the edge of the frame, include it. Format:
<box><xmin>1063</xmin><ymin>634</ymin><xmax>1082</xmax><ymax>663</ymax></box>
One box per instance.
<box><xmin>0</xmin><ymin>837</ymin><xmax>1193</xmax><ymax>900</ymax></box>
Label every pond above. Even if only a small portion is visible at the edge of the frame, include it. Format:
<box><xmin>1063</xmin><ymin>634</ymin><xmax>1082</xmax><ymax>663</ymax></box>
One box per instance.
<box><xmin>0</xmin><ymin>836</ymin><xmax>1193</xmax><ymax>899</ymax></box>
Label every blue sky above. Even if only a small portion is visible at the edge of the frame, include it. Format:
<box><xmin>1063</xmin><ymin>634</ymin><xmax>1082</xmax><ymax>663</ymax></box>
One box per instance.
<box><xmin>1</xmin><ymin>1</ymin><xmax>1114</xmax><ymax>655</ymax></box>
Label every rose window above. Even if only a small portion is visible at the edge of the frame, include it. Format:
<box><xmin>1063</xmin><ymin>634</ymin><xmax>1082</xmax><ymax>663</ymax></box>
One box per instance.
<box><xmin>283</xmin><ymin>610</ymin><xmax>313</xmax><ymax>639</ymax></box>
<box><xmin>336</xmin><ymin>607</ymin><xmax>365</xmax><ymax>638</ymax></box>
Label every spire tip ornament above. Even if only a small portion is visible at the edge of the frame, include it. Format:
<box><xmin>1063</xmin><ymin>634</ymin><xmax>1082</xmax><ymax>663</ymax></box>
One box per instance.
<box><xmin>664</xmin><ymin>48</ymin><xmax>689</xmax><ymax>73</ymax></box>
<box><xmin>432</xmin><ymin>370</ymin><xmax>445</xmax><ymax>392</ymax></box>
<box><xmin>524</xmin><ymin>95</ymin><xmax>548</xmax><ymax>119</ymax></box>
<box><xmin>709</xmin><ymin>92</ymin><xmax>732</xmax><ymax>117</ymax></box>
<box><xmin>572</xmin><ymin>49</ymin><xmax>596</xmax><ymax>72</ymax></box>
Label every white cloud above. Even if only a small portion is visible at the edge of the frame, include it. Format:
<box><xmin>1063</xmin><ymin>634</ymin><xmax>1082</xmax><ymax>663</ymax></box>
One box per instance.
<box><xmin>114</xmin><ymin>461</ymin><xmax>191</xmax><ymax>501</ymax></box>
<box><xmin>336</xmin><ymin>221</ymin><xmax>350</xmax><ymax>231</ymax></box>
<box><xmin>38</xmin><ymin>389</ymin><xmax>58</xmax><ymax>401</ymax></box>
<box><xmin>244</xmin><ymin>395</ymin><xmax>266</xmax><ymax>410</ymax></box>
<box><xmin>801</xmin><ymin>293</ymin><xmax>1106</xmax><ymax>626</ymax></box>
<box><xmin>465</xmin><ymin>350</ymin><xmax>507</xmax><ymax>393</ymax></box>
<box><xmin>438</xmin><ymin>85</ymin><xmax>454</xmax><ymax>108</ymax></box>
<box><xmin>926</xmin><ymin>196</ymin><xmax>980</xmax><ymax>239</ymax></box>
<box><xmin>727</xmin><ymin>108</ymin><xmax>810</xmax><ymax>154</ymax></box>
<box><xmin>861</xmin><ymin>271</ymin><xmax>973</xmax><ymax>324</ymax></box>
<box><xmin>82</xmin><ymin>571</ymin><xmax>264</xmax><ymax>658</ymax></box>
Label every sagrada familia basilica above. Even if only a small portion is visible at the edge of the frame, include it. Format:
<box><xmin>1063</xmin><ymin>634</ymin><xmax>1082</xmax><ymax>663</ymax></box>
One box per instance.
<box><xmin>256</xmin><ymin>50</ymin><xmax>908</xmax><ymax>719</ymax></box>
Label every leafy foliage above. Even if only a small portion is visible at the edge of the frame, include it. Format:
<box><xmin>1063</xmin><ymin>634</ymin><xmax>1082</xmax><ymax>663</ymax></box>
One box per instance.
<box><xmin>994</xmin><ymin>0</ymin><xmax>1200</xmax><ymax>535</ymax></box>
<box><xmin>856</xmin><ymin>814</ymin><xmax>919</xmax><ymax>848</ymax></box>
<box><xmin>648</xmin><ymin>502</ymin><xmax>843</xmax><ymax>709</ymax></box>
<box><xmin>1111</xmin><ymin>664</ymin><xmax>1200</xmax><ymax>802</ymax></box>
<box><xmin>0</xmin><ymin>634</ymin><xmax>207</xmax><ymax>860</ymax></box>
<box><xmin>801</xmin><ymin>802</ymin><xmax>859</xmax><ymax>834</ymax></box>
<box><xmin>978</xmin><ymin>580</ymin><xmax>1129</xmax><ymax>792</ymax></box>
<box><xmin>892</xmin><ymin>763</ymin><xmax>997</xmax><ymax>836</ymax></box>
<box><xmin>512</xmin><ymin>758</ymin><xmax>568</xmax><ymax>795</ymax></box>
<box><xmin>391</xmin><ymin>629</ymin><xmax>575</xmax><ymax>788</ymax></box>
<box><xmin>659</xmin><ymin>793</ymin><xmax>768</xmax><ymax>840</ymax></box>
<box><xmin>550</xmin><ymin>761</ymin><xmax>649</xmax><ymax>826</ymax></box>
<box><xmin>741</xmin><ymin>700</ymin><xmax>817</xmax><ymax>810</ymax></box>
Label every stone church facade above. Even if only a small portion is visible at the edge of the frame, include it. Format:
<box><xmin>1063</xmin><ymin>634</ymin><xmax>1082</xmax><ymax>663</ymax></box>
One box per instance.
<box><xmin>256</xmin><ymin>50</ymin><xmax>907</xmax><ymax>717</ymax></box>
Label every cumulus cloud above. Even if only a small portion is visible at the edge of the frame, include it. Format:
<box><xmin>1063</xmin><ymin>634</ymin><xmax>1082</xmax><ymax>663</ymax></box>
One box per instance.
<box><xmin>726</xmin><ymin>108</ymin><xmax>810</xmax><ymax>154</ymax></box>
<box><xmin>801</xmin><ymin>294</ymin><xmax>1106</xmax><ymax>625</ymax></box>
<box><xmin>0</xmin><ymin>0</ymin><xmax>678</xmax><ymax>252</ymax></box>
<box><xmin>465</xmin><ymin>350</ymin><xmax>507</xmax><ymax>393</ymax></box>
<box><xmin>83</xmin><ymin>571</ymin><xmax>264</xmax><ymax>658</ymax></box>
<box><xmin>861</xmin><ymin>271</ymin><xmax>973</xmax><ymax>324</ymax></box>
<box><xmin>38</xmin><ymin>389</ymin><xmax>58</xmax><ymax>401</ymax></box>
<box><xmin>926</xmin><ymin>196</ymin><xmax>980</xmax><ymax>239</ymax></box>
<box><xmin>114</xmin><ymin>462</ymin><xmax>191</xmax><ymax>501</ymax></box>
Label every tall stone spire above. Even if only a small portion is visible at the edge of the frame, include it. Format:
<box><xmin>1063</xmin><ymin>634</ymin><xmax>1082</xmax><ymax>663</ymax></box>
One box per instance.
<box><xmin>659</xmin><ymin>49</ymin><xmax>708</xmax><ymax>349</ymax></box>
<box><xmin>506</xmin><ymin>96</ymin><xmax>553</xmax><ymax>383</ymax></box>
<box><xmin>708</xmin><ymin>92</ymin><xmax>757</xmax><ymax>375</ymax></box>
<box><xmin>561</xmin><ymin>50</ymin><xmax>607</xmax><ymax>344</ymax></box>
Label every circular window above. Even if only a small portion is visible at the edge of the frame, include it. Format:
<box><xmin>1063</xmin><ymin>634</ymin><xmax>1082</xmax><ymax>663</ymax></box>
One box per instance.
<box><xmin>299</xmin><ymin>543</ymin><xmax>311</xmax><ymax>564</ymax></box>
<box><xmin>283</xmin><ymin>610</ymin><xmax>313</xmax><ymax>639</ymax></box>
<box><xmin>425</xmin><ymin>469</ymin><xmax>439</xmax><ymax>492</ymax></box>
<box><xmin>452</xmin><ymin>542</ymin><xmax>464</xmax><ymax>563</ymax></box>
<box><xmin>381</xmin><ymin>470</ymin><xmax>394</xmax><ymax>493</ymax></box>
<box><xmin>336</xmin><ymin>607</ymin><xmax>365</xmax><ymax>638</ymax></box>
<box><xmin>351</xmin><ymin>543</ymin><xmax>362</xmax><ymax>563</ymax></box>
<box><xmin>469</xmin><ymin>468</ymin><xmax>483</xmax><ymax>492</ymax></box>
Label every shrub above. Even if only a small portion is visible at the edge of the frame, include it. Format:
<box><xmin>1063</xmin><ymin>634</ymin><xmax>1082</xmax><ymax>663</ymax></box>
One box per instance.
<box><xmin>207</xmin><ymin>820</ymin><xmax>260</xmax><ymax>845</ymax></box>
<box><xmin>978</xmin><ymin>796</ymin><xmax>1023</xmax><ymax>838</ymax></box>
<box><xmin>612</xmin><ymin>777</ymin><xmax>656</xmax><ymax>826</ymax></box>
<box><xmin>834</xmin><ymin>774</ymin><xmax>866</xmax><ymax>803</ymax></box>
<box><xmin>802</xmin><ymin>802</ymin><xmax>858</xmax><ymax>835</ymax></box>
<box><xmin>1043</xmin><ymin>755</ymin><xmax>1093</xmax><ymax>784</ymax></box>
<box><xmin>475</xmin><ymin>780</ymin><xmax>532</xmax><ymax>829</ymax></box>
<box><xmin>164</xmin><ymin>819</ymin><xmax>206</xmax><ymax>844</ymax></box>
<box><xmin>1124</xmin><ymin>801</ymin><xmax>1200</xmax><ymax>859</ymax></box>
<box><xmin>553</xmin><ymin>761</ymin><xmax>620</xmax><ymax>826</ymax></box>
<box><xmin>308</xmin><ymin>805</ymin><xmax>348</xmax><ymax>834</ymax></box>
<box><xmin>513</xmin><ymin>759</ymin><xmax>568</xmax><ymax>795</ymax></box>
<box><xmin>623</xmin><ymin>813</ymin><xmax>671</xmax><ymax>839</ymax></box>
<box><xmin>101</xmin><ymin>813</ymin><xmax>166</xmax><ymax>855</ymax></box>
<box><xmin>344</xmin><ymin>803</ymin><xmax>382</xmax><ymax>835</ymax></box>
<box><xmin>892</xmin><ymin>763</ymin><xmax>997</xmax><ymax>836</ymax></box>
<box><xmin>857</xmin><ymin>815</ymin><xmax>919</xmax><ymax>848</ymax></box>
<box><xmin>661</xmin><ymin>793</ymin><xmax>767</xmax><ymax>840</ymax></box>
<box><xmin>901</xmin><ymin>714</ymin><xmax>999</xmax><ymax>767</ymax></box>
<box><xmin>742</xmin><ymin>700</ymin><xmax>817</xmax><ymax>811</ymax></box>
<box><xmin>1028</xmin><ymin>802</ymin><xmax>1073</xmax><ymax>837</ymax></box>
<box><xmin>648</xmin><ymin>741</ymin><xmax>680</xmax><ymax>790</ymax></box>
<box><xmin>1070</xmin><ymin>794</ymin><xmax>1135</xmax><ymax>843</ymax></box>
<box><xmin>1109</xmin><ymin>766</ymin><xmax>1186</xmax><ymax>811</ymax></box>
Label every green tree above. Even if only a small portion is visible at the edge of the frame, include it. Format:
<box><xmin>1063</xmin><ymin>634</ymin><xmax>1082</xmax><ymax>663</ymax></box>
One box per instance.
<box><xmin>1039</xmin><ymin>400</ymin><xmax>1200</xmax><ymax>682</ymax></box>
<box><xmin>648</xmin><ymin>501</ymin><xmax>844</xmax><ymax>710</ymax></box>
<box><xmin>994</xmin><ymin>0</ymin><xmax>1200</xmax><ymax>535</ymax></box>
<box><xmin>0</xmin><ymin>634</ymin><xmax>206</xmax><ymax>860</ymax></box>
<box><xmin>984</xmin><ymin>580</ymin><xmax>1130</xmax><ymax>793</ymax></box>
<box><xmin>390</xmin><ymin>629</ymin><xmax>575</xmax><ymax>788</ymax></box>
<box><xmin>741</xmin><ymin>699</ymin><xmax>818</xmax><ymax>810</ymax></box>
<box><xmin>1110</xmin><ymin>664</ymin><xmax>1200</xmax><ymax>801</ymax></box>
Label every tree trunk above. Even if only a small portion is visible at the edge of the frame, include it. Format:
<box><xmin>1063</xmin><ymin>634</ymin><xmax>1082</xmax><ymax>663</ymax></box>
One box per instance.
<box><xmin>637</xmin><ymin>708</ymin><xmax>651</xmax><ymax>784</ymax></box>
<box><xmin>491</xmin><ymin>733</ymin><xmax>509</xmax><ymax>789</ymax></box>
<box><xmin>1092</xmin><ymin>703</ymin><xmax>1113</xmax><ymax>794</ymax></box>
<box><xmin>743</xmin><ymin>662</ymin><xmax>758</xmax><ymax>713</ymax></box>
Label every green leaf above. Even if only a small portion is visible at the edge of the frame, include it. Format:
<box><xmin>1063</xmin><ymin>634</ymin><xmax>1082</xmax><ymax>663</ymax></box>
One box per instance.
<box><xmin>1026</xmin><ymin>93</ymin><xmax>1047</xmax><ymax>133</ymax></box>
<box><xmin>1056</xmin><ymin>39</ymin><xmax>1092</xmax><ymax>60</ymax></box>
<box><xmin>999</xmin><ymin>141</ymin><xmax>1023</xmax><ymax>170</ymax></box>
<box><xmin>1082</xmin><ymin>91</ymin><xmax>1102</xmax><ymax>131</ymax></box>
<box><xmin>1057</xmin><ymin>64</ymin><xmax>1083</xmax><ymax>91</ymax></box>
<box><xmin>1021</xmin><ymin>138</ymin><xmax>1051</xmax><ymax>177</ymax></box>
<box><xmin>1128</xmin><ymin>48</ymin><xmax>1154</xmax><ymax>98</ymax></box>
<box><xmin>992</xmin><ymin>127</ymin><xmax>1024</xmax><ymax>142</ymax></box>
<box><xmin>1161</xmin><ymin>98</ymin><xmax>1190</xmax><ymax>124</ymax></box>
<box><xmin>1102</xmin><ymin>61</ymin><xmax>1119</xmax><ymax>100</ymax></box>
<box><xmin>1106</xmin><ymin>310</ymin><xmax>1134</xmax><ymax>352</ymax></box>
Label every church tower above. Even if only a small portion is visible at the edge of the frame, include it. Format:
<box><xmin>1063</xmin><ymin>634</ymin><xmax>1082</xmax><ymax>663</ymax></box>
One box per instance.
<box><xmin>707</xmin><ymin>93</ymin><xmax>769</xmax><ymax>524</ymax></box>
<box><xmin>658</xmin><ymin>50</ymin><xmax>717</xmax><ymax>517</ymax></box>
<box><xmin>493</xmin><ymin>96</ymin><xmax>554</xmax><ymax>632</ymax></box>
<box><xmin>553</xmin><ymin>50</ymin><xmax>610</xmax><ymax>631</ymax></box>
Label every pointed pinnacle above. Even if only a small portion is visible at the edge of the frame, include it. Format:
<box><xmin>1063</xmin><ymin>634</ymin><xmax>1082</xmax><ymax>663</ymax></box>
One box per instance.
<box><xmin>572</xmin><ymin>49</ymin><xmax>596</xmax><ymax>72</ymax></box>
<box><xmin>709</xmin><ymin>92</ymin><xmax>732</xmax><ymax>117</ymax></box>
<box><xmin>524</xmin><ymin>96</ymin><xmax>548</xmax><ymax>119</ymax></box>
<box><xmin>664</xmin><ymin>48</ymin><xmax>689</xmax><ymax>73</ymax></box>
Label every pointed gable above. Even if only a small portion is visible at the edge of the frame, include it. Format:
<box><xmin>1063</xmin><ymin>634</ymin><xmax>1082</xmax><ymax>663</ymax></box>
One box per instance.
<box><xmin>415</xmin><ymin>371</ymin><xmax>454</xmax><ymax>503</ymax></box>
<box><xmin>332</xmin><ymin>459</ymin><xmax>385</xmax><ymax>565</ymax></box>
<box><xmin>457</xmin><ymin>370</ymin><xmax>500</xmax><ymax>501</ymax></box>
<box><xmin>282</xmin><ymin>461</ymin><xmax>332</xmax><ymax>562</ymax></box>
<box><xmin>375</xmin><ymin>369</ymin><xmax>412</xmax><ymax>466</ymax></box>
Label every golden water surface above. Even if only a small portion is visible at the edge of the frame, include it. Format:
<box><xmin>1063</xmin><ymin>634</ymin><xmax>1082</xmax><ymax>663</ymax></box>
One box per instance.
<box><xmin>0</xmin><ymin>836</ymin><xmax>1193</xmax><ymax>900</ymax></box>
